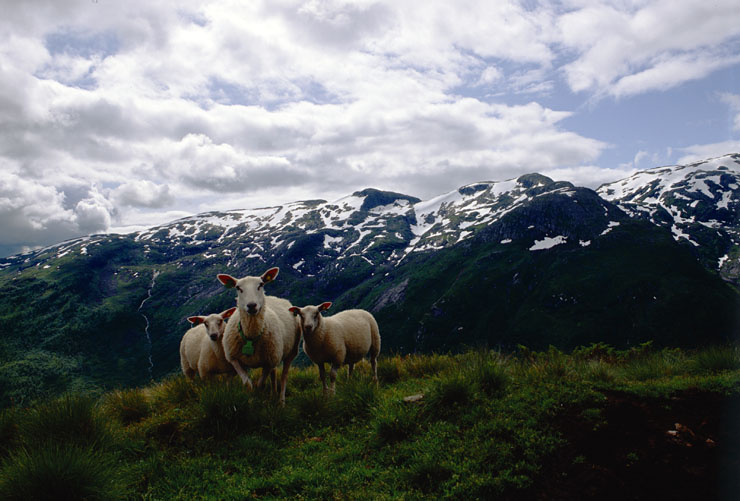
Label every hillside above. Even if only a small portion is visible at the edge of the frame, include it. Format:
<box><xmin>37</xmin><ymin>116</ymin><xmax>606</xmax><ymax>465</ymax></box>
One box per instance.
<box><xmin>598</xmin><ymin>153</ymin><xmax>740</xmax><ymax>282</ymax></box>
<box><xmin>1</xmin><ymin>158</ymin><xmax>740</xmax><ymax>404</ymax></box>
<box><xmin>1</xmin><ymin>346</ymin><xmax>738</xmax><ymax>499</ymax></box>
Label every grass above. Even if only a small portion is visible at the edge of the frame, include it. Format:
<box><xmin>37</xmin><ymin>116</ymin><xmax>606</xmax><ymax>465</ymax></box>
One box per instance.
<box><xmin>0</xmin><ymin>345</ymin><xmax>738</xmax><ymax>499</ymax></box>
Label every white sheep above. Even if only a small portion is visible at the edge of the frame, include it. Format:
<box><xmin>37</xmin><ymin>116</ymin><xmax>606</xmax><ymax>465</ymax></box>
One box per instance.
<box><xmin>180</xmin><ymin>307</ymin><xmax>238</xmax><ymax>379</ymax></box>
<box><xmin>288</xmin><ymin>302</ymin><xmax>380</xmax><ymax>395</ymax></box>
<box><xmin>217</xmin><ymin>267</ymin><xmax>301</xmax><ymax>404</ymax></box>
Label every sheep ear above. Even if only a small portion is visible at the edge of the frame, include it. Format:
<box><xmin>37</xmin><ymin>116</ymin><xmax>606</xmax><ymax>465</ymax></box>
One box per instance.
<box><xmin>188</xmin><ymin>316</ymin><xmax>205</xmax><ymax>325</ymax></box>
<box><xmin>261</xmin><ymin>267</ymin><xmax>279</xmax><ymax>283</ymax></box>
<box><xmin>217</xmin><ymin>274</ymin><xmax>237</xmax><ymax>289</ymax></box>
<box><xmin>288</xmin><ymin>306</ymin><xmax>300</xmax><ymax>316</ymax></box>
<box><xmin>318</xmin><ymin>302</ymin><xmax>332</xmax><ymax>312</ymax></box>
<box><xmin>221</xmin><ymin>307</ymin><xmax>237</xmax><ymax>319</ymax></box>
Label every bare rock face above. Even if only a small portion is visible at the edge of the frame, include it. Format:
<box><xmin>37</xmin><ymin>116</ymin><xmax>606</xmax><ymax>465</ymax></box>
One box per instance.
<box><xmin>373</xmin><ymin>278</ymin><xmax>409</xmax><ymax>312</ymax></box>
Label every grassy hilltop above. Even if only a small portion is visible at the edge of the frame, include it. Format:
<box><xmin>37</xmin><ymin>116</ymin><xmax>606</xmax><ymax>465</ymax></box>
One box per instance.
<box><xmin>1</xmin><ymin>344</ymin><xmax>739</xmax><ymax>500</ymax></box>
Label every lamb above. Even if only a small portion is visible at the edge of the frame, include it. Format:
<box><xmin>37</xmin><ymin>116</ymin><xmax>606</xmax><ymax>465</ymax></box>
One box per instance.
<box><xmin>288</xmin><ymin>302</ymin><xmax>380</xmax><ymax>395</ymax></box>
<box><xmin>180</xmin><ymin>307</ymin><xmax>238</xmax><ymax>379</ymax></box>
<box><xmin>217</xmin><ymin>267</ymin><xmax>301</xmax><ymax>404</ymax></box>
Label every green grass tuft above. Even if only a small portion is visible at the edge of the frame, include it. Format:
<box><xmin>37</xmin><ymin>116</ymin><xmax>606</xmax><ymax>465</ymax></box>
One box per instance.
<box><xmin>376</xmin><ymin>355</ymin><xmax>404</xmax><ymax>384</ymax></box>
<box><xmin>19</xmin><ymin>394</ymin><xmax>113</xmax><ymax>450</ymax></box>
<box><xmin>0</xmin><ymin>446</ymin><xmax>126</xmax><ymax>501</ymax></box>
<box><xmin>196</xmin><ymin>378</ymin><xmax>255</xmax><ymax>437</ymax></box>
<box><xmin>329</xmin><ymin>375</ymin><xmax>379</xmax><ymax>424</ymax></box>
<box><xmin>102</xmin><ymin>388</ymin><xmax>150</xmax><ymax>425</ymax></box>
<box><xmin>374</xmin><ymin>401</ymin><xmax>418</xmax><ymax>445</ymax></box>
<box><xmin>0</xmin><ymin>407</ymin><xmax>19</xmax><ymax>455</ymax></box>
<box><xmin>424</xmin><ymin>372</ymin><xmax>474</xmax><ymax>419</ymax></box>
<box><xmin>691</xmin><ymin>345</ymin><xmax>740</xmax><ymax>373</ymax></box>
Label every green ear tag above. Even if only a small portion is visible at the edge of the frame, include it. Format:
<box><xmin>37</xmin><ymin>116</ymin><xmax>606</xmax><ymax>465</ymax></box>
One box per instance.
<box><xmin>242</xmin><ymin>340</ymin><xmax>254</xmax><ymax>356</ymax></box>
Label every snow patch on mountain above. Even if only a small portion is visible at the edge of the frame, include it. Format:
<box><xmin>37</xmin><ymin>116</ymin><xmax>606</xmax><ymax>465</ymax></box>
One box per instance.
<box><xmin>530</xmin><ymin>236</ymin><xmax>567</xmax><ymax>251</ymax></box>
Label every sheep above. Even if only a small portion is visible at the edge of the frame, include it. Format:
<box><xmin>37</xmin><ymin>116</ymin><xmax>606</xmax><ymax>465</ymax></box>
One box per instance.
<box><xmin>217</xmin><ymin>267</ymin><xmax>301</xmax><ymax>404</ymax></box>
<box><xmin>288</xmin><ymin>302</ymin><xmax>380</xmax><ymax>395</ymax></box>
<box><xmin>180</xmin><ymin>307</ymin><xmax>238</xmax><ymax>379</ymax></box>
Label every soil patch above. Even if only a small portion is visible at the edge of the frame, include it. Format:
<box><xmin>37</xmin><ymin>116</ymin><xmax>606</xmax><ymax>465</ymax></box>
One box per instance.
<box><xmin>533</xmin><ymin>389</ymin><xmax>740</xmax><ymax>500</ymax></box>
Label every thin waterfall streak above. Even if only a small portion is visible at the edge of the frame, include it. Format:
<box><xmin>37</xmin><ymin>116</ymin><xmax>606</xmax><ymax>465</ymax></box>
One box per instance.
<box><xmin>138</xmin><ymin>270</ymin><xmax>159</xmax><ymax>380</ymax></box>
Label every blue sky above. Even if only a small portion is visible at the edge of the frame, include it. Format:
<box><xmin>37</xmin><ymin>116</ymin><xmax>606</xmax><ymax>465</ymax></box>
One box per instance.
<box><xmin>0</xmin><ymin>0</ymin><xmax>738</xmax><ymax>256</ymax></box>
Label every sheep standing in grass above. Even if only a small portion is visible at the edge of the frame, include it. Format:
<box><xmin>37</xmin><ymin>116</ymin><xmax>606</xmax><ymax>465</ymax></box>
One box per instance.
<box><xmin>289</xmin><ymin>302</ymin><xmax>380</xmax><ymax>395</ymax></box>
<box><xmin>180</xmin><ymin>307</ymin><xmax>238</xmax><ymax>379</ymax></box>
<box><xmin>217</xmin><ymin>267</ymin><xmax>301</xmax><ymax>404</ymax></box>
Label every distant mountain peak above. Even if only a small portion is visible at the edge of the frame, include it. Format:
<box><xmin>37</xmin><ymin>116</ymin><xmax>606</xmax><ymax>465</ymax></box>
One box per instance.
<box><xmin>350</xmin><ymin>188</ymin><xmax>421</xmax><ymax>211</ymax></box>
<box><xmin>516</xmin><ymin>173</ymin><xmax>554</xmax><ymax>188</ymax></box>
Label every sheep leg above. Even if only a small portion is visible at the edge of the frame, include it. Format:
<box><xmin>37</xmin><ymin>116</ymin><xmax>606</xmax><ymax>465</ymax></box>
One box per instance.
<box><xmin>329</xmin><ymin>364</ymin><xmax>340</xmax><ymax>395</ymax></box>
<box><xmin>270</xmin><ymin>368</ymin><xmax>278</xmax><ymax>395</ymax></box>
<box><xmin>278</xmin><ymin>361</ymin><xmax>292</xmax><ymax>406</ymax></box>
<box><xmin>255</xmin><ymin>369</ymin><xmax>267</xmax><ymax>389</ymax></box>
<box><xmin>230</xmin><ymin>360</ymin><xmax>254</xmax><ymax>390</ymax></box>
<box><xmin>318</xmin><ymin>363</ymin><xmax>329</xmax><ymax>397</ymax></box>
<box><xmin>348</xmin><ymin>363</ymin><xmax>354</xmax><ymax>378</ymax></box>
<box><xmin>371</xmin><ymin>356</ymin><xmax>378</xmax><ymax>384</ymax></box>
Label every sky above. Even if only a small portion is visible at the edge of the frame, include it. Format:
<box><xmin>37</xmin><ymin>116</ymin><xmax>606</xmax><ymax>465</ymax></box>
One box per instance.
<box><xmin>0</xmin><ymin>0</ymin><xmax>739</xmax><ymax>257</ymax></box>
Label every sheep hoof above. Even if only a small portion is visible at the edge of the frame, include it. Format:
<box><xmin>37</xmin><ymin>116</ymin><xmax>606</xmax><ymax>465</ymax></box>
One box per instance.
<box><xmin>403</xmin><ymin>394</ymin><xmax>424</xmax><ymax>403</ymax></box>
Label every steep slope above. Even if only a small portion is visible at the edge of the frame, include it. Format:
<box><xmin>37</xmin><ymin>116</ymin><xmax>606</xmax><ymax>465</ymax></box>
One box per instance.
<box><xmin>598</xmin><ymin>153</ymin><xmax>740</xmax><ymax>282</ymax></box>
<box><xmin>0</xmin><ymin>171</ymin><xmax>738</xmax><ymax>405</ymax></box>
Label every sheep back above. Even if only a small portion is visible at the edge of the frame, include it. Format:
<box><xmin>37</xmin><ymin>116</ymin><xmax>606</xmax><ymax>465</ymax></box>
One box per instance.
<box><xmin>307</xmin><ymin>309</ymin><xmax>380</xmax><ymax>366</ymax></box>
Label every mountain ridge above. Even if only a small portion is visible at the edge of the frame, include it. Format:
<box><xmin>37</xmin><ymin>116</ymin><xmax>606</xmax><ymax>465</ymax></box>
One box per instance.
<box><xmin>1</xmin><ymin>155</ymin><xmax>739</xmax><ymax>404</ymax></box>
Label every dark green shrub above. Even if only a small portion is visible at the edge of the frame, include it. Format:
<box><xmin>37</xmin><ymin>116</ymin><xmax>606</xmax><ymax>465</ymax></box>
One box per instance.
<box><xmin>572</xmin><ymin>342</ymin><xmax>617</xmax><ymax>362</ymax></box>
<box><xmin>0</xmin><ymin>446</ymin><xmax>125</xmax><ymax>500</ymax></box>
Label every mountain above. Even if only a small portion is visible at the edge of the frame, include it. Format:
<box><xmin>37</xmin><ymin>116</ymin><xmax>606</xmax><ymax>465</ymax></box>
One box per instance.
<box><xmin>598</xmin><ymin>153</ymin><xmax>740</xmax><ymax>283</ymax></box>
<box><xmin>1</xmin><ymin>163</ymin><xmax>739</xmax><ymax>405</ymax></box>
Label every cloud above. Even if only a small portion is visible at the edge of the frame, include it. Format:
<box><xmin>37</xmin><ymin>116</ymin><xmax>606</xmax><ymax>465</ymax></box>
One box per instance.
<box><xmin>678</xmin><ymin>140</ymin><xmax>740</xmax><ymax>164</ymax></box>
<box><xmin>719</xmin><ymin>92</ymin><xmax>740</xmax><ymax>131</ymax></box>
<box><xmin>0</xmin><ymin>170</ymin><xmax>113</xmax><ymax>255</ymax></box>
<box><xmin>559</xmin><ymin>0</ymin><xmax>740</xmax><ymax>97</ymax></box>
<box><xmin>0</xmin><ymin>1</ymin><xmax>738</xmax><ymax>256</ymax></box>
<box><xmin>542</xmin><ymin>165</ymin><xmax>637</xmax><ymax>189</ymax></box>
<box><xmin>609</xmin><ymin>52</ymin><xmax>740</xmax><ymax>98</ymax></box>
<box><xmin>111</xmin><ymin>180</ymin><xmax>174</xmax><ymax>208</ymax></box>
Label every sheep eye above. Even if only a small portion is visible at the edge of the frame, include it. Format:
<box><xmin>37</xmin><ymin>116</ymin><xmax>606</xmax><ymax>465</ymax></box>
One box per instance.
<box><xmin>236</xmin><ymin>286</ymin><xmax>243</xmax><ymax>293</ymax></box>
<box><xmin>258</xmin><ymin>283</ymin><xmax>264</xmax><ymax>290</ymax></box>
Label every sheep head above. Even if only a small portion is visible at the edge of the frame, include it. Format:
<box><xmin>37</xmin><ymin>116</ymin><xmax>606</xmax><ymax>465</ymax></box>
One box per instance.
<box><xmin>217</xmin><ymin>267</ymin><xmax>279</xmax><ymax>317</ymax></box>
<box><xmin>188</xmin><ymin>307</ymin><xmax>237</xmax><ymax>341</ymax></box>
<box><xmin>289</xmin><ymin>302</ymin><xmax>331</xmax><ymax>336</ymax></box>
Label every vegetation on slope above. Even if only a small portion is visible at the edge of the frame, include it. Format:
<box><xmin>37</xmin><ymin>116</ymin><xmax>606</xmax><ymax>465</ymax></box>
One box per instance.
<box><xmin>0</xmin><ymin>344</ymin><xmax>738</xmax><ymax>500</ymax></box>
